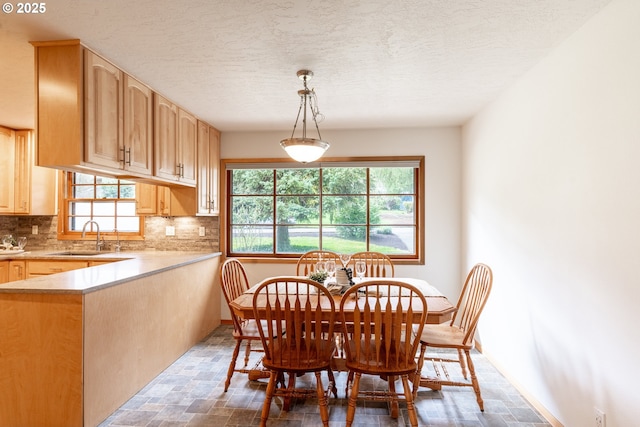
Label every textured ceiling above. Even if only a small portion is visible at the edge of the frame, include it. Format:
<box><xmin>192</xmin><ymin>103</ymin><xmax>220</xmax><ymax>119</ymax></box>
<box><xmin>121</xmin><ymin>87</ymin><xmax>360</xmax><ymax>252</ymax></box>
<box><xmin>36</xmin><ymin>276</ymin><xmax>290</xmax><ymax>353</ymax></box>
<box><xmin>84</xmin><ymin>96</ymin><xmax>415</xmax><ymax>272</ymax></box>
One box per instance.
<box><xmin>0</xmin><ymin>0</ymin><xmax>612</xmax><ymax>131</ymax></box>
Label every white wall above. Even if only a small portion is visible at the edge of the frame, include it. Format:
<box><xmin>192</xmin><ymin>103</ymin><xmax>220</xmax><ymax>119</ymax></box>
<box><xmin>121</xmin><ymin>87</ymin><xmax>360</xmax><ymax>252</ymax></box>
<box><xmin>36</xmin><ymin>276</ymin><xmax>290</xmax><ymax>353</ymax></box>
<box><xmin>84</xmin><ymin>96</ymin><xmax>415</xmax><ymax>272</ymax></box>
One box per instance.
<box><xmin>220</xmin><ymin>127</ymin><xmax>462</xmax><ymax>318</ymax></box>
<box><xmin>462</xmin><ymin>0</ymin><xmax>640</xmax><ymax>425</ymax></box>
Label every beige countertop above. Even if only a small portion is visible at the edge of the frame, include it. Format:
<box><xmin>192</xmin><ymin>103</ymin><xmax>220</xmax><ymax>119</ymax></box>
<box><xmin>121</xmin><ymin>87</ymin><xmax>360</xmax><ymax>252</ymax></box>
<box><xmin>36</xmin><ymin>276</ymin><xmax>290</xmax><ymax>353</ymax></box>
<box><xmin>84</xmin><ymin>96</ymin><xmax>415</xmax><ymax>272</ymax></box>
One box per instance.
<box><xmin>0</xmin><ymin>250</ymin><xmax>222</xmax><ymax>294</ymax></box>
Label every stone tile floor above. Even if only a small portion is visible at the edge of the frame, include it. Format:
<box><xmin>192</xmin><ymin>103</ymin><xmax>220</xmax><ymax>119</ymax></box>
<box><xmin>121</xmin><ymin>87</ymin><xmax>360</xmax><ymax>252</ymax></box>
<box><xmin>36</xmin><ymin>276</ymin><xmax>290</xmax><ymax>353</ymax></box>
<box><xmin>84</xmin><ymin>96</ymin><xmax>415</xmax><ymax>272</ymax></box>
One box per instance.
<box><xmin>98</xmin><ymin>325</ymin><xmax>552</xmax><ymax>427</ymax></box>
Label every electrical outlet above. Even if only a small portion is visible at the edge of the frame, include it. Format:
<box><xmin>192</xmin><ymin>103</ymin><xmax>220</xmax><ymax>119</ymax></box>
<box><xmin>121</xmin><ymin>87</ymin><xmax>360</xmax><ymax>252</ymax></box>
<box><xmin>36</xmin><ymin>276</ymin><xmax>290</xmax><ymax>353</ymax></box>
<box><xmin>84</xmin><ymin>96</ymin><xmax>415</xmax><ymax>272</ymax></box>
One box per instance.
<box><xmin>198</xmin><ymin>226</ymin><xmax>205</xmax><ymax>237</ymax></box>
<box><xmin>165</xmin><ymin>226</ymin><xmax>175</xmax><ymax>236</ymax></box>
<box><xmin>595</xmin><ymin>407</ymin><xmax>605</xmax><ymax>427</ymax></box>
<box><xmin>32</xmin><ymin>225</ymin><xmax>38</xmax><ymax>235</ymax></box>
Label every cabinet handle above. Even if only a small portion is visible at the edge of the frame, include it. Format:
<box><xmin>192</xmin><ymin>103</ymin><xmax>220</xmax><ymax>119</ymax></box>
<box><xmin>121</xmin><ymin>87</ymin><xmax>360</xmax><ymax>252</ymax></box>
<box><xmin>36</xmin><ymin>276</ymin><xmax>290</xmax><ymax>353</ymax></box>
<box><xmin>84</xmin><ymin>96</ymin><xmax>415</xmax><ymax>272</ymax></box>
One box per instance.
<box><xmin>119</xmin><ymin>147</ymin><xmax>126</xmax><ymax>164</ymax></box>
<box><xmin>176</xmin><ymin>164</ymin><xmax>181</xmax><ymax>177</ymax></box>
<box><xmin>125</xmin><ymin>148</ymin><xmax>132</xmax><ymax>166</ymax></box>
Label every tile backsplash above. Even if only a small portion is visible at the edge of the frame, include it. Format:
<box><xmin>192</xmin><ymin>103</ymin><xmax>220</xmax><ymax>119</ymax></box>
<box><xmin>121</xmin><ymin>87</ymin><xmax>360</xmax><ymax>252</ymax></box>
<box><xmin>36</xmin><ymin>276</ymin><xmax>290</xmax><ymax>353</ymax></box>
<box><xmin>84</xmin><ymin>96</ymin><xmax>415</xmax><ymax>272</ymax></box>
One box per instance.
<box><xmin>0</xmin><ymin>215</ymin><xmax>219</xmax><ymax>253</ymax></box>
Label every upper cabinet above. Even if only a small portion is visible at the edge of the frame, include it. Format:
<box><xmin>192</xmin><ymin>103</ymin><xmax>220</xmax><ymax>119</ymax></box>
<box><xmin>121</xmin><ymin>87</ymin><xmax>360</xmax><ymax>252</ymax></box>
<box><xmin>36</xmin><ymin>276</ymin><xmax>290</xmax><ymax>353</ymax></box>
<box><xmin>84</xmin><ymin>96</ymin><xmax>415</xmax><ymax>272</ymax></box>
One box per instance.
<box><xmin>123</xmin><ymin>75</ymin><xmax>154</xmax><ymax>175</ymax></box>
<box><xmin>0</xmin><ymin>127</ymin><xmax>57</xmax><ymax>216</ymax></box>
<box><xmin>84</xmin><ymin>52</ymin><xmax>124</xmax><ymax>171</ymax></box>
<box><xmin>32</xmin><ymin>40</ymin><xmax>210</xmax><ymax>191</ymax></box>
<box><xmin>34</xmin><ymin>41</ymin><xmax>154</xmax><ymax>178</ymax></box>
<box><xmin>153</xmin><ymin>95</ymin><xmax>196</xmax><ymax>186</ymax></box>
<box><xmin>84</xmin><ymin>53</ymin><xmax>154</xmax><ymax>176</ymax></box>
<box><xmin>196</xmin><ymin>122</ymin><xmax>220</xmax><ymax>215</ymax></box>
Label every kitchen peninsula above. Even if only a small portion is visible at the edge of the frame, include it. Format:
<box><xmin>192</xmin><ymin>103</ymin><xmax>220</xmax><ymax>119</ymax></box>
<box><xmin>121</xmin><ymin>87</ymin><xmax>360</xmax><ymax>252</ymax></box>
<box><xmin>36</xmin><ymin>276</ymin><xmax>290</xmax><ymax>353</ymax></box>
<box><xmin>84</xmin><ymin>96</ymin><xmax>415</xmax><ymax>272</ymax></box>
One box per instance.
<box><xmin>0</xmin><ymin>250</ymin><xmax>221</xmax><ymax>427</ymax></box>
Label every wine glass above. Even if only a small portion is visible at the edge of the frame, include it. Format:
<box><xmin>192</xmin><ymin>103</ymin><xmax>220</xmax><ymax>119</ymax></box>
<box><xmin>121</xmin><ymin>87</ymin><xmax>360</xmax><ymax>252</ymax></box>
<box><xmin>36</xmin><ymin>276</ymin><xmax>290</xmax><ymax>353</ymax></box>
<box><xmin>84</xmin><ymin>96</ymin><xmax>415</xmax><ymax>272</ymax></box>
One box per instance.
<box><xmin>2</xmin><ymin>234</ymin><xmax>13</xmax><ymax>250</ymax></box>
<box><xmin>17</xmin><ymin>237</ymin><xmax>27</xmax><ymax>250</ymax></box>
<box><xmin>315</xmin><ymin>261</ymin><xmax>326</xmax><ymax>273</ymax></box>
<box><xmin>355</xmin><ymin>261</ymin><xmax>367</xmax><ymax>281</ymax></box>
<box><xmin>325</xmin><ymin>260</ymin><xmax>336</xmax><ymax>283</ymax></box>
<box><xmin>339</xmin><ymin>253</ymin><xmax>351</xmax><ymax>268</ymax></box>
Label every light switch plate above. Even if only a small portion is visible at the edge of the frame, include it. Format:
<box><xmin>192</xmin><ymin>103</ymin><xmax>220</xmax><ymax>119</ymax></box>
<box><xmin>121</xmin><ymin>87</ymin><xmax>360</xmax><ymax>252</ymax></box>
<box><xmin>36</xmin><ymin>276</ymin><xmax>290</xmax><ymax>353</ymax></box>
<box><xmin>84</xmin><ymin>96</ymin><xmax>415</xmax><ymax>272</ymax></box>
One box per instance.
<box><xmin>32</xmin><ymin>225</ymin><xmax>38</xmax><ymax>235</ymax></box>
<box><xmin>165</xmin><ymin>226</ymin><xmax>175</xmax><ymax>236</ymax></box>
<box><xmin>199</xmin><ymin>226</ymin><xmax>205</xmax><ymax>237</ymax></box>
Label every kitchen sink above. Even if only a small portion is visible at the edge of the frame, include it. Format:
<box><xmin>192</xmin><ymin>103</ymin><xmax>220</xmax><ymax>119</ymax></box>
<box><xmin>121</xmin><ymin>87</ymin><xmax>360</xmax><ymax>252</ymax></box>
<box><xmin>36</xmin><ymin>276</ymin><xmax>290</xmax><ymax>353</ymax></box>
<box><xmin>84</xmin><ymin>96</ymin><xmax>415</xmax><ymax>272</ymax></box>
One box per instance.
<box><xmin>48</xmin><ymin>250</ymin><xmax>105</xmax><ymax>256</ymax></box>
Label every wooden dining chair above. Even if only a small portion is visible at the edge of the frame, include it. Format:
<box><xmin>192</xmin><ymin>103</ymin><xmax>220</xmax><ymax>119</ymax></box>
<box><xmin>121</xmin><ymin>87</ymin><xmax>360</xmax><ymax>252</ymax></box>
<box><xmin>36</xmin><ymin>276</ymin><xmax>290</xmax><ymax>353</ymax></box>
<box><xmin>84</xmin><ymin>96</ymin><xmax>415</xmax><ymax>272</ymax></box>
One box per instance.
<box><xmin>348</xmin><ymin>251</ymin><xmax>395</xmax><ymax>277</ymax></box>
<box><xmin>252</xmin><ymin>276</ymin><xmax>337</xmax><ymax>427</ymax></box>
<box><xmin>219</xmin><ymin>258</ymin><xmax>268</xmax><ymax>391</ymax></box>
<box><xmin>296</xmin><ymin>250</ymin><xmax>341</xmax><ymax>276</ymax></box>
<box><xmin>340</xmin><ymin>280</ymin><xmax>427</xmax><ymax>427</ymax></box>
<box><xmin>413</xmin><ymin>263</ymin><xmax>493</xmax><ymax>411</ymax></box>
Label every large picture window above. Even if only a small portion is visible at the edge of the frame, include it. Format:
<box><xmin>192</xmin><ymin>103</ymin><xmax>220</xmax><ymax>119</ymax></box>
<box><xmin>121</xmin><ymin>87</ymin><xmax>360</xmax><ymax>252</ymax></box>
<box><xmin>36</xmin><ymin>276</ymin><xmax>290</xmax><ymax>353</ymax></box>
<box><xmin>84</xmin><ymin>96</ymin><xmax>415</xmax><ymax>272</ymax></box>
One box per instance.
<box><xmin>225</xmin><ymin>157</ymin><xmax>423</xmax><ymax>260</ymax></box>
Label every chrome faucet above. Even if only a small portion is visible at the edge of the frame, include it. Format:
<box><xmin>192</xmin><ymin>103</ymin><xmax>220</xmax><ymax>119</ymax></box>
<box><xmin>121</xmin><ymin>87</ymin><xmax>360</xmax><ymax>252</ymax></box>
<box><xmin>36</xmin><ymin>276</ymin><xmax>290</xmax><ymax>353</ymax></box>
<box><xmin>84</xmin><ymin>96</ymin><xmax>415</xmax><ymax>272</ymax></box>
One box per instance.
<box><xmin>81</xmin><ymin>220</ymin><xmax>103</xmax><ymax>252</ymax></box>
<box><xmin>114</xmin><ymin>228</ymin><xmax>121</xmax><ymax>252</ymax></box>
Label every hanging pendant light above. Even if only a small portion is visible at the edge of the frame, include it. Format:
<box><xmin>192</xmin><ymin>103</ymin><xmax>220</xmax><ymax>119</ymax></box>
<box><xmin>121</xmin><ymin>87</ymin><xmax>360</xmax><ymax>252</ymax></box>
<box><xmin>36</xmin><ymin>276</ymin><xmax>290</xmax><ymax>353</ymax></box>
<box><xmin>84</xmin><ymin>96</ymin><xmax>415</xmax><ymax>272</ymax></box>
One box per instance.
<box><xmin>280</xmin><ymin>70</ymin><xmax>330</xmax><ymax>163</ymax></box>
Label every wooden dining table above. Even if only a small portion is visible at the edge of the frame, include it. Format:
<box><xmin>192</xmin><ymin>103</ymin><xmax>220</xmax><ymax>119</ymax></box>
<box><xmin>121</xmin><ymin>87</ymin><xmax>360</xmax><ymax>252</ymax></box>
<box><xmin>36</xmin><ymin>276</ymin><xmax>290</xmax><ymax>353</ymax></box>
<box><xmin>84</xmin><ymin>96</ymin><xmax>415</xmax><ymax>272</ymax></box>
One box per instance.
<box><xmin>228</xmin><ymin>276</ymin><xmax>456</xmax><ymax>418</ymax></box>
<box><xmin>229</xmin><ymin>276</ymin><xmax>456</xmax><ymax>325</ymax></box>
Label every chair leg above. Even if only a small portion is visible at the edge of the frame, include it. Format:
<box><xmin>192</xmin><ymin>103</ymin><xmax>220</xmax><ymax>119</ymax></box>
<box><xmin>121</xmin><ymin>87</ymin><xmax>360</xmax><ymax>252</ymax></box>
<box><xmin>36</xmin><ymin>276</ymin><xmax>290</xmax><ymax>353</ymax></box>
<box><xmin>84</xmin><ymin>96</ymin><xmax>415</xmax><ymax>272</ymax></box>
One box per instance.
<box><xmin>412</xmin><ymin>342</ymin><xmax>427</xmax><ymax>399</ymax></box>
<box><xmin>283</xmin><ymin>371</ymin><xmax>296</xmax><ymax>411</ymax></box>
<box><xmin>345</xmin><ymin>370</ymin><xmax>354</xmax><ymax>399</ymax></box>
<box><xmin>225</xmin><ymin>338</ymin><xmax>243</xmax><ymax>392</ymax></box>
<box><xmin>388</xmin><ymin>375</ymin><xmax>399</xmax><ymax>418</ymax></box>
<box><xmin>243</xmin><ymin>340</ymin><xmax>252</xmax><ymax>367</ymax></box>
<box><xmin>401</xmin><ymin>374</ymin><xmax>419</xmax><ymax>427</ymax></box>
<box><xmin>327</xmin><ymin>367</ymin><xmax>338</xmax><ymax>398</ymax></box>
<box><xmin>259</xmin><ymin>370</ymin><xmax>279</xmax><ymax>427</ymax></box>
<box><xmin>464</xmin><ymin>349</ymin><xmax>484</xmax><ymax>411</ymax></box>
<box><xmin>458</xmin><ymin>348</ymin><xmax>468</xmax><ymax>379</ymax></box>
<box><xmin>314</xmin><ymin>371</ymin><xmax>330</xmax><ymax>427</ymax></box>
<box><xmin>346</xmin><ymin>372</ymin><xmax>361</xmax><ymax>427</ymax></box>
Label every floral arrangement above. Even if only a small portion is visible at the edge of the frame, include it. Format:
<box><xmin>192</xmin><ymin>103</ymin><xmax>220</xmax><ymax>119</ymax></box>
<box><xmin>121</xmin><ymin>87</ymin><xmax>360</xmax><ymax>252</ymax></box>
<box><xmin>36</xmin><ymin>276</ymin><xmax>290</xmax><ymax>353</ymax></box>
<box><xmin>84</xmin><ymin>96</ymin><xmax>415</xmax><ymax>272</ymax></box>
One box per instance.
<box><xmin>308</xmin><ymin>270</ymin><xmax>329</xmax><ymax>284</ymax></box>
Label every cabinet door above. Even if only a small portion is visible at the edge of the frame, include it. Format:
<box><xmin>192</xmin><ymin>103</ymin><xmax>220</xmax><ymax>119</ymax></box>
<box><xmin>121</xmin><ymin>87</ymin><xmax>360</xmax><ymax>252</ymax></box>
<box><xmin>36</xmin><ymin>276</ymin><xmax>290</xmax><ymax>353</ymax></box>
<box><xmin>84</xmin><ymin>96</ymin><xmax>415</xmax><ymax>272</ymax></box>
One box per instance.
<box><xmin>157</xmin><ymin>186</ymin><xmax>172</xmax><ymax>215</ymax></box>
<box><xmin>135</xmin><ymin>183</ymin><xmax>158</xmax><ymax>215</ymax></box>
<box><xmin>154</xmin><ymin>94</ymin><xmax>178</xmax><ymax>182</ymax></box>
<box><xmin>178</xmin><ymin>108</ymin><xmax>197</xmax><ymax>186</ymax></box>
<box><xmin>9</xmin><ymin>260</ymin><xmax>26</xmax><ymax>282</ymax></box>
<box><xmin>85</xmin><ymin>51</ymin><xmax>123</xmax><ymax>170</ymax></box>
<box><xmin>123</xmin><ymin>75</ymin><xmax>153</xmax><ymax>176</ymax></box>
<box><xmin>208</xmin><ymin>127</ymin><xmax>220</xmax><ymax>215</ymax></box>
<box><xmin>13</xmin><ymin>130</ymin><xmax>32</xmax><ymax>214</ymax></box>
<box><xmin>196</xmin><ymin>121</ymin><xmax>210</xmax><ymax>214</ymax></box>
<box><xmin>0</xmin><ymin>261</ymin><xmax>8</xmax><ymax>283</ymax></box>
<box><xmin>196</xmin><ymin>122</ymin><xmax>220</xmax><ymax>215</ymax></box>
<box><xmin>0</xmin><ymin>127</ymin><xmax>15</xmax><ymax>213</ymax></box>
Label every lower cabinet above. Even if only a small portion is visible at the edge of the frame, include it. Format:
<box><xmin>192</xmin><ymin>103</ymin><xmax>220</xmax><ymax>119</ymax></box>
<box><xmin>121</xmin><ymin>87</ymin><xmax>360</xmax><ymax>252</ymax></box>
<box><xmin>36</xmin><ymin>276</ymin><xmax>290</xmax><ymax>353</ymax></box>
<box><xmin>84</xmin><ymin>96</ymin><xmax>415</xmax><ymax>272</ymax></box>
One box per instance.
<box><xmin>0</xmin><ymin>260</ymin><xmax>28</xmax><ymax>282</ymax></box>
<box><xmin>0</xmin><ymin>261</ymin><xmax>7</xmax><ymax>283</ymax></box>
<box><xmin>26</xmin><ymin>260</ymin><xmax>90</xmax><ymax>278</ymax></box>
<box><xmin>9</xmin><ymin>260</ymin><xmax>26</xmax><ymax>281</ymax></box>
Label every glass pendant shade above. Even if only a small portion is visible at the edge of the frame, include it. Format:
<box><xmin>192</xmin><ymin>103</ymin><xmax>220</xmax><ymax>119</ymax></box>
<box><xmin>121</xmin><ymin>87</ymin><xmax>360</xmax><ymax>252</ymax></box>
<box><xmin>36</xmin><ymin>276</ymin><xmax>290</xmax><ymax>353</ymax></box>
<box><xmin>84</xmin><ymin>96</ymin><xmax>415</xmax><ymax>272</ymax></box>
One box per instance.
<box><xmin>280</xmin><ymin>137</ymin><xmax>330</xmax><ymax>163</ymax></box>
<box><xmin>281</xmin><ymin>70</ymin><xmax>330</xmax><ymax>163</ymax></box>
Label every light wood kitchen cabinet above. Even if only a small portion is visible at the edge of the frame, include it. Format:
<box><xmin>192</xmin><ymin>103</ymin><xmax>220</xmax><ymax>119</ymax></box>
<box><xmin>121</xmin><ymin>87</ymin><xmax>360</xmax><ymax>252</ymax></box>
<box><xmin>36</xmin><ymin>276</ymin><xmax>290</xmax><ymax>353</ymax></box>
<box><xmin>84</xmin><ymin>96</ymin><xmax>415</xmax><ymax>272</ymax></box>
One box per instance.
<box><xmin>153</xmin><ymin>94</ymin><xmax>197</xmax><ymax>186</ymax></box>
<box><xmin>136</xmin><ymin>183</ymin><xmax>173</xmax><ymax>216</ymax></box>
<box><xmin>34</xmin><ymin>41</ymin><xmax>154</xmax><ymax>179</ymax></box>
<box><xmin>84</xmin><ymin>52</ymin><xmax>123</xmax><ymax>171</ymax></box>
<box><xmin>0</xmin><ymin>260</ymin><xmax>26</xmax><ymax>283</ymax></box>
<box><xmin>26</xmin><ymin>260</ymin><xmax>89</xmax><ymax>278</ymax></box>
<box><xmin>123</xmin><ymin>75</ymin><xmax>154</xmax><ymax>175</ymax></box>
<box><xmin>0</xmin><ymin>127</ymin><xmax>57</xmax><ymax>215</ymax></box>
<box><xmin>0</xmin><ymin>261</ymin><xmax>7</xmax><ymax>283</ymax></box>
<box><xmin>135</xmin><ymin>183</ymin><xmax>198</xmax><ymax>216</ymax></box>
<box><xmin>0</xmin><ymin>127</ymin><xmax>15</xmax><ymax>213</ymax></box>
<box><xmin>85</xmin><ymin>54</ymin><xmax>154</xmax><ymax>176</ymax></box>
<box><xmin>196</xmin><ymin>121</ymin><xmax>220</xmax><ymax>215</ymax></box>
<box><xmin>9</xmin><ymin>261</ymin><xmax>26</xmax><ymax>282</ymax></box>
